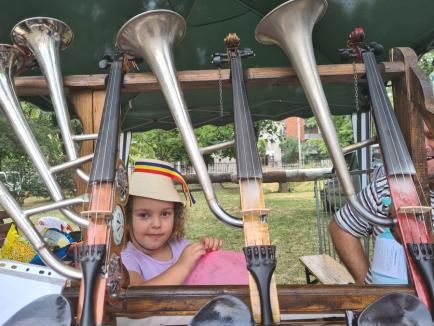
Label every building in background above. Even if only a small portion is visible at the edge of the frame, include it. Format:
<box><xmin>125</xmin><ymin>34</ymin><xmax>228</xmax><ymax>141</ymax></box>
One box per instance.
<box><xmin>284</xmin><ymin>117</ymin><xmax>321</xmax><ymax>140</ymax></box>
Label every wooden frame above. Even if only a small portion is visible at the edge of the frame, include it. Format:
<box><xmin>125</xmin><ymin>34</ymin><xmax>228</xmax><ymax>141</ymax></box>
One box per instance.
<box><xmin>33</xmin><ymin>47</ymin><xmax>431</xmax><ymax>319</ymax></box>
<box><xmin>15</xmin><ymin>62</ymin><xmax>404</xmax><ymax>95</ymax></box>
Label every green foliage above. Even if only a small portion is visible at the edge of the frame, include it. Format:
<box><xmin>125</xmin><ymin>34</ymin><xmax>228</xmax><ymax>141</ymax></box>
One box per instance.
<box><xmin>185</xmin><ymin>183</ymin><xmax>319</xmax><ymax>284</ymax></box>
<box><xmin>255</xmin><ymin>120</ymin><xmax>283</xmax><ymax>143</ymax></box>
<box><xmin>333</xmin><ymin>115</ymin><xmax>354</xmax><ymax>147</ymax></box>
<box><xmin>302</xmin><ymin>115</ymin><xmax>354</xmax><ymax>160</ymax></box>
<box><xmin>0</xmin><ymin>102</ymin><xmax>76</xmax><ymax>203</ymax></box>
<box><xmin>1</xmin><ymin>156</ymin><xmax>47</xmax><ymax>204</ymax></box>
<box><xmin>419</xmin><ymin>50</ymin><xmax>434</xmax><ymax>76</ymax></box>
<box><xmin>129</xmin><ymin>124</ymin><xmax>235</xmax><ymax>165</ymax></box>
<box><xmin>257</xmin><ymin>138</ymin><xmax>266</xmax><ymax>156</ymax></box>
<box><xmin>196</xmin><ymin>124</ymin><xmax>235</xmax><ymax>163</ymax></box>
<box><xmin>303</xmin><ymin>139</ymin><xmax>324</xmax><ymax>158</ymax></box>
<box><xmin>280</xmin><ymin>136</ymin><xmax>298</xmax><ymax>163</ymax></box>
<box><xmin>304</xmin><ymin>117</ymin><xmax>317</xmax><ymax>128</ymax></box>
<box><xmin>129</xmin><ymin>120</ymin><xmax>282</xmax><ymax>164</ymax></box>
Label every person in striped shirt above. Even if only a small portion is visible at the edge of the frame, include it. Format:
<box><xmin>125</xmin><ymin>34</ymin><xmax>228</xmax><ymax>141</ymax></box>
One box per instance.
<box><xmin>329</xmin><ymin>123</ymin><xmax>434</xmax><ymax>284</ymax></box>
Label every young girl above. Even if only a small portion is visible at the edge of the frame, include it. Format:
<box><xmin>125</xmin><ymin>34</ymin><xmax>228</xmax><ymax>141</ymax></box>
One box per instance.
<box><xmin>121</xmin><ymin>158</ymin><xmax>223</xmax><ymax>286</ymax></box>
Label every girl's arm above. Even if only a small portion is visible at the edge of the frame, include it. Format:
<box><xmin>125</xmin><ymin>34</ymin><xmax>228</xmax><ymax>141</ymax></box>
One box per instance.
<box><xmin>128</xmin><ymin>242</ymin><xmax>206</xmax><ymax>286</ymax></box>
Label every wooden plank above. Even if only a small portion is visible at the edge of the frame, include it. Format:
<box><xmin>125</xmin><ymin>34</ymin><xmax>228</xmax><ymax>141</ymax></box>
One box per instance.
<box><xmin>299</xmin><ymin>255</ymin><xmax>355</xmax><ymax>285</ymax></box>
<box><xmin>13</xmin><ymin>62</ymin><xmax>404</xmax><ymax>96</ymax></box>
<box><xmin>63</xmin><ymin>284</ymin><xmax>414</xmax><ymax>318</ymax></box>
<box><xmin>246</xmin><ymin>62</ymin><xmax>404</xmax><ymax>86</ymax></box>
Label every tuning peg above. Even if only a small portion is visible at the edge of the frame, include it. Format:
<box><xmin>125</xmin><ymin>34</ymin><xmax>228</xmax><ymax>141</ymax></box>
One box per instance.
<box><xmin>99</xmin><ymin>55</ymin><xmax>112</xmax><ymax>69</ymax></box>
<box><xmin>211</xmin><ymin>52</ymin><xmax>228</xmax><ymax>67</ymax></box>
<box><xmin>240</xmin><ymin>47</ymin><xmax>255</xmax><ymax>58</ymax></box>
<box><xmin>369</xmin><ymin>42</ymin><xmax>384</xmax><ymax>56</ymax></box>
<box><xmin>336</xmin><ymin>48</ymin><xmax>356</xmax><ymax>62</ymax></box>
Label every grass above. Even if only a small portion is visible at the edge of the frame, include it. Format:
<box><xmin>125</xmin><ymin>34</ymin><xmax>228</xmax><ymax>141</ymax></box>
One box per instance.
<box><xmin>185</xmin><ymin>182</ymin><xmax>320</xmax><ymax>284</ymax></box>
<box><xmin>18</xmin><ymin>181</ymin><xmax>321</xmax><ymax>284</ymax></box>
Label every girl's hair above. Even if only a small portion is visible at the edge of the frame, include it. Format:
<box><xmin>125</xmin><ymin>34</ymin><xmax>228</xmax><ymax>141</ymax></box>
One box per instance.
<box><xmin>125</xmin><ymin>195</ymin><xmax>185</xmax><ymax>245</ymax></box>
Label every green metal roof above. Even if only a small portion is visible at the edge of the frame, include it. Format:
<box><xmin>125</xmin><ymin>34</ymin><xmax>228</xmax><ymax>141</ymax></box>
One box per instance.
<box><xmin>1</xmin><ymin>0</ymin><xmax>433</xmax><ymax>131</ymax></box>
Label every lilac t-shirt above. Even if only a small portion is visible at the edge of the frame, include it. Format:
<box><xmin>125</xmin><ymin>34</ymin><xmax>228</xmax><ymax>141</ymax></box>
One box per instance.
<box><xmin>121</xmin><ymin>239</ymin><xmax>190</xmax><ymax>281</ymax></box>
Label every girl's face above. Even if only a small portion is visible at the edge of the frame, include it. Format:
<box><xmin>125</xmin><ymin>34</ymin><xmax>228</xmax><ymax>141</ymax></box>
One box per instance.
<box><xmin>130</xmin><ymin>196</ymin><xmax>175</xmax><ymax>256</ymax></box>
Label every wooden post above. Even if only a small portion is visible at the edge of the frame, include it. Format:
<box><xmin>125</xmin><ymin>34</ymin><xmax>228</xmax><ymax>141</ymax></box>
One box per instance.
<box><xmin>278</xmin><ymin>182</ymin><xmax>289</xmax><ymax>193</ymax></box>
<box><xmin>70</xmin><ymin>89</ymin><xmax>106</xmax><ymax>198</ymax></box>
<box><xmin>390</xmin><ymin>47</ymin><xmax>432</xmax><ymax>229</ymax></box>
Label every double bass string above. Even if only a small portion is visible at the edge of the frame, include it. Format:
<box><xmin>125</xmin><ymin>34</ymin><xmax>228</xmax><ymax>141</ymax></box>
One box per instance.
<box><xmin>366</xmin><ymin>52</ymin><xmax>427</xmax><ymax>243</ymax></box>
<box><xmin>364</xmin><ymin>53</ymin><xmax>415</xmax><ymax>243</ymax></box>
<box><xmin>368</xmin><ymin>53</ymin><xmax>419</xmax><ymax>243</ymax></box>
<box><xmin>390</xmin><ymin>43</ymin><xmax>432</xmax><ymax>230</ymax></box>
<box><xmin>233</xmin><ymin>49</ymin><xmax>260</xmax><ymax>247</ymax></box>
<box><xmin>98</xmin><ymin>56</ymin><xmax>122</xmax><ymax>270</ymax></box>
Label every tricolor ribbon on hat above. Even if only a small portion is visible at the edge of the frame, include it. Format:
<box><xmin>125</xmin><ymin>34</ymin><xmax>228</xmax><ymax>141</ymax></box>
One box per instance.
<box><xmin>134</xmin><ymin>160</ymin><xmax>195</xmax><ymax>206</ymax></box>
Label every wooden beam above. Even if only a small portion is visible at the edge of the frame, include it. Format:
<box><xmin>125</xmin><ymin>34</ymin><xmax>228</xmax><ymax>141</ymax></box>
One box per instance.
<box><xmin>70</xmin><ymin>89</ymin><xmax>106</xmax><ymax>199</ymax></box>
<box><xmin>63</xmin><ymin>284</ymin><xmax>414</xmax><ymax>318</ymax></box>
<box><xmin>245</xmin><ymin>62</ymin><xmax>403</xmax><ymax>86</ymax></box>
<box><xmin>14</xmin><ymin>62</ymin><xmax>404</xmax><ymax>96</ymax></box>
<box><xmin>70</xmin><ymin>90</ymin><xmax>94</xmax><ymax>197</ymax></box>
<box><xmin>183</xmin><ymin>168</ymin><xmax>332</xmax><ymax>184</ymax></box>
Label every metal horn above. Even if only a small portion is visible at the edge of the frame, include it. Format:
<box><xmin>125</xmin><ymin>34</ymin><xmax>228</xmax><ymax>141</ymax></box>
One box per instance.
<box><xmin>116</xmin><ymin>10</ymin><xmax>242</xmax><ymax>227</ymax></box>
<box><xmin>0</xmin><ymin>45</ymin><xmax>85</xmax><ymax>278</ymax></box>
<box><xmin>255</xmin><ymin>0</ymin><xmax>393</xmax><ymax>226</ymax></box>
<box><xmin>11</xmin><ymin>17</ymin><xmax>89</xmax><ymax>183</ymax></box>
<box><xmin>0</xmin><ymin>44</ymin><xmax>89</xmax><ymax>227</ymax></box>
<box><xmin>0</xmin><ymin>179</ymin><xmax>83</xmax><ymax>279</ymax></box>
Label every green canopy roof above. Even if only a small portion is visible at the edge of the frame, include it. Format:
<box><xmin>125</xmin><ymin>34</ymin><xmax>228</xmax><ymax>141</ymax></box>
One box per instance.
<box><xmin>1</xmin><ymin>0</ymin><xmax>433</xmax><ymax>131</ymax></box>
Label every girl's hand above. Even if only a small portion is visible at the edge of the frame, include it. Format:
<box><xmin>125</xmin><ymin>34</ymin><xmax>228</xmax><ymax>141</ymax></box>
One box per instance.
<box><xmin>201</xmin><ymin>236</ymin><xmax>223</xmax><ymax>252</ymax></box>
<box><xmin>178</xmin><ymin>242</ymin><xmax>206</xmax><ymax>270</ymax></box>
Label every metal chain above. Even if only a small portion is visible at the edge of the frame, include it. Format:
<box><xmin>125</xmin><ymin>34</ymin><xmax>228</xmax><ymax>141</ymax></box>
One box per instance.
<box><xmin>353</xmin><ymin>61</ymin><xmax>360</xmax><ymax>112</ymax></box>
<box><xmin>218</xmin><ymin>67</ymin><xmax>224</xmax><ymax>116</ymax></box>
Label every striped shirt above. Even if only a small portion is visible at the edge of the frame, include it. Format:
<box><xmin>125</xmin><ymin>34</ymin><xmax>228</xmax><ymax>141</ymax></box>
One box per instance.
<box><xmin>334</xmin><ymin>169</ymin><xmax>434</xmax><ymax>283</ymax></box>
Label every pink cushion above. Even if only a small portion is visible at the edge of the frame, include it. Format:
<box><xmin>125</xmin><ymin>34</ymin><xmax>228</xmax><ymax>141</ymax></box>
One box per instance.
<box><xmin>183</xmin><ymin>251</ymin><xmax>249</xmax><ymax>285</ymax></box>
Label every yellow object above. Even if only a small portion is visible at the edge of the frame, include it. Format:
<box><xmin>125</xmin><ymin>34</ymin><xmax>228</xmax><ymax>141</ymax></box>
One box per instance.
<box><xmin>0</xmin><ymin>224</ymin><xmax>35</xmax><ymax>262</ymax></box>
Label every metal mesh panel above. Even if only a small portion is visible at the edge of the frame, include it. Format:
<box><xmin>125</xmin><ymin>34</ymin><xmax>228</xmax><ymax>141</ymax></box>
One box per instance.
<box><xmin>314</xmin><ymin>169</ymin><xmax>373</xmax><ymax>260</ymax></box>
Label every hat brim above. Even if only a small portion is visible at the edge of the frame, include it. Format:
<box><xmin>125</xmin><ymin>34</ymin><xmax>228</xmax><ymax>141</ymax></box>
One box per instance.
<box><xmin>129</xmin><ymin>171</ymin><xmax>183</xmax><ymax>203</ymax></box>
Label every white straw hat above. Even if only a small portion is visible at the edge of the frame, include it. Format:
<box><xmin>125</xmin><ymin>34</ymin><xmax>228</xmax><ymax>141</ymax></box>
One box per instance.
<box><xmin>129</xmin><ymin>158</ymin><xmax>194</xmax><ymax>205</ymax></box>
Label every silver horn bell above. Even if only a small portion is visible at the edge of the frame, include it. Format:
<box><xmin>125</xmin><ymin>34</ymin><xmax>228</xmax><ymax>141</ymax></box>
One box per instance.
<box><xmin>0</xmin><ymin>17</ymin><xmax>95</xmax><ymax>279</ymax></box>
<box><xmin>11</xmin><ymin>17</ymin><xmax>89</xmax><ymax>183</ymax></box>
<box><xmin>256</xmin><ymin>0</ymin><xmax>392</xmax><ymax>226</ymax></box>
<box><xmin>117</xmin><ymin>10</ymin><xmax>242</xmax><ymax>227</ymax></box>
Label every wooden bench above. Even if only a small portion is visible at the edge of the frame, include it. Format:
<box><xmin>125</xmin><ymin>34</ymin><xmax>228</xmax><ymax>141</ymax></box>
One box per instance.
<box><xmin>299</xmin><ymin>254</ymin><xmax>355</xmax><ymax>285</ymax></box>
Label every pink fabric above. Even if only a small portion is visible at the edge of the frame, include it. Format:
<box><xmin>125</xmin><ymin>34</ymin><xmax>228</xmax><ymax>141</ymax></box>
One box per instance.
<box><xmin>183</xmin><ymin>251</ymin><xmax>249</xmax><ymax>285</ymax></box>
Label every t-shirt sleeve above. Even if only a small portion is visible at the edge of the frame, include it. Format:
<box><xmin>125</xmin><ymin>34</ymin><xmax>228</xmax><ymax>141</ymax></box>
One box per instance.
<box><xmin>121</xmin><ymin>250</ymin><xmax>142</xmax><ymax>274</ymax></box>
<box><xmin>178</xmin><ymin>239</ymin><xmax>190</xmax><ymax>253</ymax></box>
<box><xmin>171</xmin><ymin>239</ymin><xmax>191</xmax><ymax>260</ymax></box>
<box><xmin>334</xmin><ymin>176</ymin><xmax>388</xmax><ymax>238</ymax></box>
